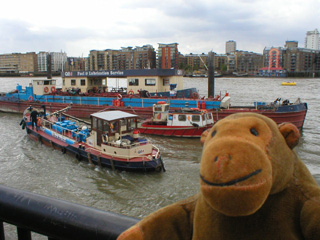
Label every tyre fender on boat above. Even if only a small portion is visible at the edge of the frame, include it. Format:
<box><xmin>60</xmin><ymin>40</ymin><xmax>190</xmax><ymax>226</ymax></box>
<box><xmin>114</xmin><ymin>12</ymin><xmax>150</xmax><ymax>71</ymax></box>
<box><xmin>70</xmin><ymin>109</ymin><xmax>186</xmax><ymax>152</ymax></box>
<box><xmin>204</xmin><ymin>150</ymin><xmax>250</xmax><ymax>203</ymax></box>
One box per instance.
<box><xmin>37</xmin><ymin>135</ymin><xmax>42</xmax><ymax>143</ymax></box>
<box><xmin>76</xmin><ymin>152</ymin><xmax>82</xmax><ymax>160</ymax></box>
<box><xmin>61</xmin><ymin>147</ymin><xmax>67</xmax><ymax>154</ymax></box>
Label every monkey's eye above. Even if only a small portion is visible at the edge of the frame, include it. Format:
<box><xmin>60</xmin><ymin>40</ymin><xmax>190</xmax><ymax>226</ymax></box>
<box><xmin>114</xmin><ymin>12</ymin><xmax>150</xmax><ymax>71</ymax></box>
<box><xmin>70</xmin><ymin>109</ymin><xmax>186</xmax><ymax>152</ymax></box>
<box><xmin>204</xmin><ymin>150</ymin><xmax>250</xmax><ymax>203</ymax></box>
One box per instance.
<box><xmin>250</xmin><ymin>128</ymin><xmax>259</xmax><ymax>136</ymax></box>
<box><xmin>211</xmin><ymin>130</ymin><xmax>217</xmax><ymax>137</ymax></box>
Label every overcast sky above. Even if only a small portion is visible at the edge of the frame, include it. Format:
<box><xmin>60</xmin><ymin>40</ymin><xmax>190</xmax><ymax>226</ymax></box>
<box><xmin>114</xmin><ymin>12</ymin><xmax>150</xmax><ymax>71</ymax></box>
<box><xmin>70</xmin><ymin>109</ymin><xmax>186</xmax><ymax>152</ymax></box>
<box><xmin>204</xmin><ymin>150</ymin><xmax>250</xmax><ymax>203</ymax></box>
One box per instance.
<box><xmin>1</xmin><ymin>0</ymin><xmax>319</xmax><ymax>57</ymax></box>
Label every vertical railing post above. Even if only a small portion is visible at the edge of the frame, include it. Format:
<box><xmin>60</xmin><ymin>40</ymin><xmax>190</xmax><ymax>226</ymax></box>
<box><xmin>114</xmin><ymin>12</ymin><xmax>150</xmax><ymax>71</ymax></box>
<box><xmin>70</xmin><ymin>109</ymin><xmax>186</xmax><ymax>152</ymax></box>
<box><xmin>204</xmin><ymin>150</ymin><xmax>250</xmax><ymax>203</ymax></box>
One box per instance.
<box><xmin>0</xmin><ymin>222</ymin><xmax>5</xmax><ymax>240</ymax></box>
<box><xmin>17</xmin><ymin>227</ymin><xmax>31</xmax><ymax>240</ymax></box>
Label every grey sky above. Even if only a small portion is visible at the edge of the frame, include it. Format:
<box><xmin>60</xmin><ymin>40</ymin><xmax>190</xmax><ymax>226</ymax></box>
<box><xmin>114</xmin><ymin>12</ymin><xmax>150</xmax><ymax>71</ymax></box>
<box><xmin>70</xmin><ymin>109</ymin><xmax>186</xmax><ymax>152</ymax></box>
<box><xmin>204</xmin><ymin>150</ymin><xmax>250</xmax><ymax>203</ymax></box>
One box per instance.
<box><xmin>1</xmin><ymin>0</ymin><xmax>319</xmax><ymax>57</ymax></box>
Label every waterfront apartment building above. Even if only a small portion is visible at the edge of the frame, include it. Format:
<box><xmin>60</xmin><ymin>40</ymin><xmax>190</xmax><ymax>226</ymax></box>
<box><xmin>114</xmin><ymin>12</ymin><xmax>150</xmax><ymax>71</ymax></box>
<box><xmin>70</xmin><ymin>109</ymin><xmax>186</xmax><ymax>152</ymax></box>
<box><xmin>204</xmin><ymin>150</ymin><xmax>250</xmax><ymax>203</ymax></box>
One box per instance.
<box><xmin>157</xmin><ymin>43</ymin><xmax>179</xmax><ymax>69</ymax></box>
<box><xmin>260</xmin><ymin>41</ymin><xmax>320</xmax><ymax>77</ymax></box>
<box><xmin>38</xmin><ymin>52</ymin><xmax>67</xmax><ymax>72</ymax></box>
<box><xmin>0</xmin><ymin>52</ymin><xmax>38</xmax><ymax>74</ymax></box>
<box><xmin>234</xmin><ymin>51</ymin><xmax>263</xmax><ymax>75</ymax></box>
<box><xmin>89</xmin><ymin>45</ymin><xmax>156</xmax><ymax>71</ymax></box>
<box><xmin>305</xmin><ymin>29</ymin><xmax>320</xmax><ymax>50</ymax></box>
<box><xmin>226</xmin><ymin>40</ymin><xmax>236</xmax><ymax>54</ymax></box>
<box><xmin>284</xmin><ymin>44</ymin><xmax>320</xmax><ymax>76</ymax></box>
<box><xmin>214</xmin><ymin>54</ymin><xmax>228</xmax><ymax>72</ymax></box>
<box><xmin>184</xmin><ymin>53</ymin><xmax>208</xmax><ymax>70</ymax></box>
<box><xmin>64</xmin><ymin>57</ymin><xmax>87</xmax><ymax>72</ymax></box>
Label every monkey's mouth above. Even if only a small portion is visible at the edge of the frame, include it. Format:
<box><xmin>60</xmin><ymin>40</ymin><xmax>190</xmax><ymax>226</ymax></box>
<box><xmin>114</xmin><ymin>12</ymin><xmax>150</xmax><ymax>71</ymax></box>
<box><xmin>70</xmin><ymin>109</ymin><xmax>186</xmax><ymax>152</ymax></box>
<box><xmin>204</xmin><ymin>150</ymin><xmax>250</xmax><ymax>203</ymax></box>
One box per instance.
<box><xmin>200</xmin><ymin>169</ymin><xmax>262</xmax><ymax>187</ymax></box>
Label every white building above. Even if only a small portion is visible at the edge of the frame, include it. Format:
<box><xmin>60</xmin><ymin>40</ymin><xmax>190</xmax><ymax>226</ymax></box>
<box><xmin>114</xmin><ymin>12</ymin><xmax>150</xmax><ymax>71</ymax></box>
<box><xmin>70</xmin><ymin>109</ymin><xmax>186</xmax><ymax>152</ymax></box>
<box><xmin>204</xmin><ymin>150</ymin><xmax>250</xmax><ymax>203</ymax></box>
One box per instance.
<box><xmin>305</xmin><ymin>29</ymin><xmax>320</xmax><ymax>50</ymax></box>
<box><xmin>38</xmin><ymin>52</ymin><xmax>48</xmax><ymax>72</ymax></box>
<box><xmin>37</xmin><ymin>51</ymin><xmax>67</xmax><ymax>72</ymax></box>
<box><xmin>226</xmin><ymin>40</ymin><xmax>236</xmax><ymax>54</ymax></box>
<box><xmin>51</xmin><ymin>52</ymin><xmax>67</xmax><ymax>72</ymax></box>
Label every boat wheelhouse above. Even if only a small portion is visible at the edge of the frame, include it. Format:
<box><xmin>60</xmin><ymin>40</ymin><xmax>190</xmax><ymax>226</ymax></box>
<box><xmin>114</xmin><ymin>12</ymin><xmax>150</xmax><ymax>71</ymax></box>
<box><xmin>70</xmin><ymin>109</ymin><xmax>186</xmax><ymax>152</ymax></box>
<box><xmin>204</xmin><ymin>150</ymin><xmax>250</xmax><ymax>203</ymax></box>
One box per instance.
<box><xmin>138</xmin><ymin>102</ymin><xmax>214</xmax><ymax>137</ymax></box>
<box><xmin>21</xmin><ymin>107</ymin><xmax>165</xmax><ymax>172</ymax></box>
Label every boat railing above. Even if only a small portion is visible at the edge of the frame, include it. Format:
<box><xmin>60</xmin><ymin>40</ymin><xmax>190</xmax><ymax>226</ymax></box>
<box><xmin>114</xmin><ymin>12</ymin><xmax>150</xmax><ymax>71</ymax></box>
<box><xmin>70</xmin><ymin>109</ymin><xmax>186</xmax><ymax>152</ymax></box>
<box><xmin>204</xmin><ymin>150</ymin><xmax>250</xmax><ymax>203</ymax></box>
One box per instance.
<box><xmin>0</xmin><ymin>184</ymin><xmax>138</xmax><ymax>240</ymax></box>
<box><xmin>152</xmin><ymin>145</ymin><xmax>161</xmax><ymax>159</ymax></box>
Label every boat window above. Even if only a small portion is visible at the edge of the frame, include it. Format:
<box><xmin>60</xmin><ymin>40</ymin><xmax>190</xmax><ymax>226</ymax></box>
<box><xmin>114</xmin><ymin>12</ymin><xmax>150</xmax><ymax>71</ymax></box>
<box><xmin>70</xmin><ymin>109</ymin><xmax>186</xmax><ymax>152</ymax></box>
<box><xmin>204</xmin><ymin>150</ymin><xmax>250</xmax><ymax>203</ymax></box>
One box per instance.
<box><xmin>98</xmin><ymin>119</ymin><xmax>103</xmax><ymax>131</ymax></box>
<box><xmin>163</xmin><ymin>78</ymin><xmax>170</xmax><ymax>86</ymax></box>
<box><xmin>81</xmin><ymin>79</ymin><xmax>86</xmax><ymax>86</ymax></box>
<box><xmin>145</xmin><ymin>78</ymin><xmax>156</xmax><ymax>86</ymax></box>
<box><xmin>129</xmin><ymin>78</ymin><xmax>139</xmax><ymax>86</ymax></box>
<box><xmin>120</xmin><ymin>119</ymin><xmax>127</xmax><ymax>132</ymax></box>
<box><xmin>207</xmin><ymin>113</ymin><xmax>212</xmax><ymax>119</ymax></box>
<box><xmin>192</xmin><ymin>115</ymin><xmax>200</xmax><ymax>122</ymax></box>
<box><xmin>202</xmin><ymin>115</ymin><xmax>205</xmax><ymax>121</ymax></box>
<box><xmin>52</xmin><ymin>80</ymin><xmax>56</xmax><ymax>85</ymax></box>
<box><xmin>103</xmin><ymin>121</ymin><xmax>110</xmax><ymax>133</ymax></box>
<box><xmin>178</xmin><ymin>115</ymin><xmax>186</xmax><ymax>121</ymax></box>
<box><xmin>164</xmin><ymin>105</ymin><xmax>169</xmax><ymax>111</ymax></box>
<box><xmin>154</xmin><ymin>105</ymin><xmax>162</xmax><ymax>112</ymax></box>
<box><xmin>44</xmin><ymin>81</ymin><xmax>50</xmax><ymax>85</ymax></box>
<box><xmin>63</xmin><ymin>80</ymin><xmax>65</xmax><ymax>86</ymax></box>
<box><xmin>109</xmin><ymin>121</ymin><xmax>118</xmax><ymax>132</ymax></box>
<box><xmin>128</xmin><ymin>118</ymin><xmax>136</xmax><ymax>130</ymax></box>
<box><xmin>71</xmin><ymin>79</ymin><xmax>76</xmax><ymax>86</ymax></box>
<box><xmin>92</xmin><ymin>118</ymin><xmax>97</xmax><ymax>130</ymax></box>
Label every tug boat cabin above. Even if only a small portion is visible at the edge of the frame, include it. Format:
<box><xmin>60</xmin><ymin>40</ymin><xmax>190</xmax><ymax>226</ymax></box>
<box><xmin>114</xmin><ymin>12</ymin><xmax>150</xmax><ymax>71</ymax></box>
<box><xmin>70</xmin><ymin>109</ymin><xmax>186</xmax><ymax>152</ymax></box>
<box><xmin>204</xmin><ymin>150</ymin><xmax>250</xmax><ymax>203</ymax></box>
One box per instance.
<box><xmin>138</xmin><ymin>102</ymin><xmax>214</xmax><ymax>137</ymax></box>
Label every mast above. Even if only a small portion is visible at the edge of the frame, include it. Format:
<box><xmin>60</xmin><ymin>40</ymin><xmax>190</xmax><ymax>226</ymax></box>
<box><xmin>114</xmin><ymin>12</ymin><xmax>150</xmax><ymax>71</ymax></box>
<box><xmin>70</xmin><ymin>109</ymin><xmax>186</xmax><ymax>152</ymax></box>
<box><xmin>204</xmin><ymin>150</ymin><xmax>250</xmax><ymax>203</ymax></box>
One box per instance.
<box><xmin>47</xmin><ymin>53</ymin><xmax>52</xmax><ymax>79</ymax></box>
<box><xmin>208</xmin><ymin>51</ymin><xmax>215</xmax><ymax>98</ymax></box>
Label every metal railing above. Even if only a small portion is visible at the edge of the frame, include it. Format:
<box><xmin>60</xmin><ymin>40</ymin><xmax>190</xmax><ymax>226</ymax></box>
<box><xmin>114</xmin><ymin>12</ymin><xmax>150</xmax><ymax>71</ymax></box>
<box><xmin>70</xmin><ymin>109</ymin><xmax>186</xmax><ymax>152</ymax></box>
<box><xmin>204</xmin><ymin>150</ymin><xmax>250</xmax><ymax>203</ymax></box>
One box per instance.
<box><xmin>0</xmin><ymin>184</ymin><xmax>138</xmax><ymax>240</ymax></box>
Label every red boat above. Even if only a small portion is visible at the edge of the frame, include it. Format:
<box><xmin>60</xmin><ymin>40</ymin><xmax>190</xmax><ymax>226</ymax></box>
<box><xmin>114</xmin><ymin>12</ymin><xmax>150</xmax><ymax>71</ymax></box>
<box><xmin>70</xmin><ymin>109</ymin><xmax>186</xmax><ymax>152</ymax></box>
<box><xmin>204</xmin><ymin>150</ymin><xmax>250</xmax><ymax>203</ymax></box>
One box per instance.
<box><xmin>138</xmin><ymin>102</ymin><xmax>214</xmax><ymax>137</ymax></box>
<box><xmin>0</xmin><ymin>97</ymin><xmax>308</xmax><ymax>130</ymax></box>
<box><xmin>0</xmin><ymin>79</ymin><xmax>307</xmax><ymax>130</ymax></box>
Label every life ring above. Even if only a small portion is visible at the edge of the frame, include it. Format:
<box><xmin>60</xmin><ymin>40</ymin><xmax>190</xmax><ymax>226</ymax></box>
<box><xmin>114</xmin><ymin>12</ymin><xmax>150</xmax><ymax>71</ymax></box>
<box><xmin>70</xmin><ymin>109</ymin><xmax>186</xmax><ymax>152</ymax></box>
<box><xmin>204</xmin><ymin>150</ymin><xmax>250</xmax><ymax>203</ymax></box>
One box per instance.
<box><xmin>128</xmin><ymin>90</ymin><xmax>134</xmax><ymax>96</ymax></box>
<box><xmin>115</xmin><ymin>99</ymin><xmax>121</xmax><ymax>107</ymax></box>
<box><xmin>51</xmin><ymin>86</ymin><xmax>56</xmax><ymax>92</ymax></box>
<box><xmin>37</xmin><ymin>118</ymin><xmax>41</xmax><ymax>127</ymax></box>
<box><xmin>117</xmin><ymin>94</ymin><xmax>122</xmax><ymax>100</ymax></box>
<box><xmin>44</xmin><ymin>87</ymin><xmax>49</xmax><ymax>93</ymax></box>
<box><xmin>192</xmin><ymin>92</ymin><xmax>199</xmax><ymax>99</ymax></box>
<box><xmin>28</xmin><ymin>96</ymin><xmax>34</xmax><ymax>102</ymax></box>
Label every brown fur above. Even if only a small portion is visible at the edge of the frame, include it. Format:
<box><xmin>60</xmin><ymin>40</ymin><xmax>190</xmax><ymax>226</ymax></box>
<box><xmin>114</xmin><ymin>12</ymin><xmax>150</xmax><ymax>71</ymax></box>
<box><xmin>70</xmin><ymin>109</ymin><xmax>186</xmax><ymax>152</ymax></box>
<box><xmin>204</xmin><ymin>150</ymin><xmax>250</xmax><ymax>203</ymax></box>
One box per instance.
<box><xmin>118</xmin><ymin>113</ymin><xmax>320</xmax><ymax>240</ymax></box>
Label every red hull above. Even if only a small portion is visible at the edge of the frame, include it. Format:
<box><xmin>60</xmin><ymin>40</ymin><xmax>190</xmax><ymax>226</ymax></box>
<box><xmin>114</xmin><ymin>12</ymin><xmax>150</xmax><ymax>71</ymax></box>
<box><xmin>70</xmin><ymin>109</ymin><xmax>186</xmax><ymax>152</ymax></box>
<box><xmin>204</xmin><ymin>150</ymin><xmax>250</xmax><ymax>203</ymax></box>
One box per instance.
<box><xmin>138</xmin><ymin>123</ymin><xmax>212</xmax><ymax>137</ymax></box>
<box><xmin>213</xmin><ymin>108</ymin><xmax>307</xmax><ymax>129</ymax></box>
<box><xmin>0</xmin><ymin>100</ymin><xmax>307</xmax><ymax>129</ymax></box>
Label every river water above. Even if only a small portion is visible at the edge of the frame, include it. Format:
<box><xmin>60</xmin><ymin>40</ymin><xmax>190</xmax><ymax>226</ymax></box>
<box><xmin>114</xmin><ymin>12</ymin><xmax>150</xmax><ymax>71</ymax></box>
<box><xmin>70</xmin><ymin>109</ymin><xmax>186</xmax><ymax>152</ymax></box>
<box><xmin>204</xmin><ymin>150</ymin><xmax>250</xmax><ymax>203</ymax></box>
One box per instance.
<box><xmin>0</xmin><ymin>77</ymin><xmax>319</xmax><ymax>234</ymax></box>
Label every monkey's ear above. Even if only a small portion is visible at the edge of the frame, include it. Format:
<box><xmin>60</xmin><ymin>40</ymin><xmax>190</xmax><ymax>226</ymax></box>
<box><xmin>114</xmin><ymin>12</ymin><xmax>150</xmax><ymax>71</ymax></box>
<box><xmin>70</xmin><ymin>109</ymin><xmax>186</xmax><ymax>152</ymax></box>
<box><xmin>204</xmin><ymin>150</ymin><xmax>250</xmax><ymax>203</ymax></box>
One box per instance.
<box><xmin>200</xmin><ymin>129</ymin><xmax>210</xmax><ymax>145</ymax></box>
<box><xmin>278</xmin><ymin>123</ymin><xmax>300</xmax><ymax>149</ymax></box>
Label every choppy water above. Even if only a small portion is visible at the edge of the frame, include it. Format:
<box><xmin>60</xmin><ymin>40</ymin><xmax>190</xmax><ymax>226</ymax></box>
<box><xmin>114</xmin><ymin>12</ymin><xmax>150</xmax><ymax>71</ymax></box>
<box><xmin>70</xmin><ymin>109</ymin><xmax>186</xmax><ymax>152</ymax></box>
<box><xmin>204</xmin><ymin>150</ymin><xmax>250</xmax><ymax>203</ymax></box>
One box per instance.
<box><xmin>0</xmin><ymin>76</ymin><xmax>319</xmax><ymax>224</ymax></box>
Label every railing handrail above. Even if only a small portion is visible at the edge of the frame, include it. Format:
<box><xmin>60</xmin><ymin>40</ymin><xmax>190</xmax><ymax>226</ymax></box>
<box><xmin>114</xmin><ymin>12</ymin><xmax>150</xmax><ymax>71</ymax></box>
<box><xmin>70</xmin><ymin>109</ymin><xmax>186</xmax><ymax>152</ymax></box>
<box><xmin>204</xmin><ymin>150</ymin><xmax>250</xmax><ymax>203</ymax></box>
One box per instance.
<box><xmin>0</xmin><ymin>184</ymin><xmax>138</xmax><ymax>240</ymax></box>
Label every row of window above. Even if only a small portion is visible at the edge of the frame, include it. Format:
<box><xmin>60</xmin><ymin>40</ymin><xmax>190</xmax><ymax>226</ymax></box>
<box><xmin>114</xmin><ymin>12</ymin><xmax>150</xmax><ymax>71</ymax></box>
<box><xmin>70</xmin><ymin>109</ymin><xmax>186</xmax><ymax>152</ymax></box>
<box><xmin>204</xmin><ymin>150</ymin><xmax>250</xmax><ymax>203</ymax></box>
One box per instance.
<box><xmin>129</xmin><ymin>78</ymin><xmax>170</xmax><ymax>86</ymax></box>
<box><xmin>174</xmin><ymin>114</ymin><xmax>212</xmax><ymax>122</ymax></box>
